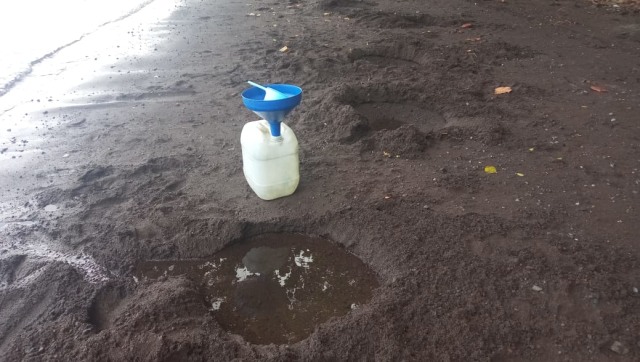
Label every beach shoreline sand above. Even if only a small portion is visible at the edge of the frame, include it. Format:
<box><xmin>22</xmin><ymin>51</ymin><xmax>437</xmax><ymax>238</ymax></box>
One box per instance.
<box><xmin>1</xmin><ymin>0</ymin><xmax>639</xmax><ymax>360</ymax></box>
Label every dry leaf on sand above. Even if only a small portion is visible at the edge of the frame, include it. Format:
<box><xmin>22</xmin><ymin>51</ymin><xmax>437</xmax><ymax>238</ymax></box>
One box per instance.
<box><xmin>494</xmin><ymin>86</ymin><xmax>512</xmax><ymax>95</ymax></box>
<box><xmin>484</xmin><ymin>165</ymin><xmax>497</xmax><ymax>174</ymax></box>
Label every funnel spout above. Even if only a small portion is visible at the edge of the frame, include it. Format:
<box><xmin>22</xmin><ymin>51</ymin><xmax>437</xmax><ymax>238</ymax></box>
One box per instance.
<box><xmin>268</xmin><ymin>121</ymin><xmax>282</xmax><ymax>137</ymax></box>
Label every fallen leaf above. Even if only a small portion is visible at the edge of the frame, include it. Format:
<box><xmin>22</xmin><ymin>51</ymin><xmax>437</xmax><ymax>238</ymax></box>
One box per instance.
<box><xmin>494</xmin><ymin>86</ymin><xmax>512</xmax><ymax>95</ymax></box>
<box><xmin>590</xmin><ymin>85</ymin><xmax>607</xmax><ymax>93</ymax></box>
<box><xmin>516</xmin><ymin>172</ymin><xmax>525</xmax><ymax>177</ymax></box>
<box><xmin>279</xmin><ymin>46</ymin><xmax>289</xmax><ymax>52</ymax></box>
<box><xmin>484</xmin><ymin>165</ymin><xmax>497</xmax><ymax>174</ymax></box>
<box><xmin>461</xmin><ymin>23</ymin><xmax>473</xmax><ymax>28</ymax></box>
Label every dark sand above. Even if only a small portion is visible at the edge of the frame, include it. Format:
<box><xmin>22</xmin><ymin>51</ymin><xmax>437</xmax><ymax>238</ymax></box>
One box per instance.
<box><xmin>1</xmin><ymin>0</ymin><xmax>639</xmax><ymax>360</ymax></box>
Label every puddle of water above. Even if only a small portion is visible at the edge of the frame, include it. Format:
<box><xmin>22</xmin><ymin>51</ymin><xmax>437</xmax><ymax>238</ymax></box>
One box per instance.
<box><xmin>135</xmin><ymin>233</ymin><xmax>379</xmax><ymax>345</ymax></box>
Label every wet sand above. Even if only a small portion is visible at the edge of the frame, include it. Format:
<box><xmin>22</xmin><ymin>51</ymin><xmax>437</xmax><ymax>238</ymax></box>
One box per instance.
<box><xmin>1</xmin><ymin>0</ymin><xmax>640</xmax><ymax>360</ymax></box>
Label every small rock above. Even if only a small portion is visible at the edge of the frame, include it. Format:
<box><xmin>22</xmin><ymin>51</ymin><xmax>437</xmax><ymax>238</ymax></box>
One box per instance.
<box><xmin>532</xmin><ymin>285</ymin><xmax>543</xmax><ymax>292</ymax></box>
<box><xmin>610</xmin><ymin>341</ymin><xmax>628</xmax><ymax>355</ymax></box>
<box><xmin>633</xmin><ymin>287</ymin><xmax>638</xmax><ymax>294</ymax></box>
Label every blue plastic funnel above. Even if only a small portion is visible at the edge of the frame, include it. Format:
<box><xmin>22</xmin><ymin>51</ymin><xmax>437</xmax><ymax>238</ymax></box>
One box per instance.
<box><xmin>242</xmin><ymin>83</ymin><xmax>303</xmax><ymax>137</ymax></box>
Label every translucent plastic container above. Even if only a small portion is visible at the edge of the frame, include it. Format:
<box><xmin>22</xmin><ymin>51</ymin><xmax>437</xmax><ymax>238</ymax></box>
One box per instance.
<box><xmin>241</xmin><ymin>120</ymin><xmax>299</xmax><ymax>200</ymax></box>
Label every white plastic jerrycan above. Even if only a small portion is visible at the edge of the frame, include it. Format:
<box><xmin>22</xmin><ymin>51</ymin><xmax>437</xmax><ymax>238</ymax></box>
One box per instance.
<box><xmin>240</xmin><ymin>120</ymin><xmax>299</xmax><ymax>200</ymax></box>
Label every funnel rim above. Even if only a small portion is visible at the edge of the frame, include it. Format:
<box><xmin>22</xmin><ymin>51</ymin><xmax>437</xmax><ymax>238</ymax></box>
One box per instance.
<box><xmin>242</xmin><ymin>84</ymin><xmax>303</xmax><ymax>112</ymax></box>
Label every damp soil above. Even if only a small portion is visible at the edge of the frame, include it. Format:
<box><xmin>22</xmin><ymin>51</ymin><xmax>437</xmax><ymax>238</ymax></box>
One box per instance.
<box><xmin>1</xmin><ymin>0</ymin><xmax>640</xmax><ymax>361</ymax></box>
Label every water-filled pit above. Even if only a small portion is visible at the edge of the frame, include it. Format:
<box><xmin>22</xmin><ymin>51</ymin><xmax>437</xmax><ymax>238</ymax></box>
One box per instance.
<box><xmin>135</xmin><ymin>233</ymin><xmax>378</xmax><ymax>344</ymax></box>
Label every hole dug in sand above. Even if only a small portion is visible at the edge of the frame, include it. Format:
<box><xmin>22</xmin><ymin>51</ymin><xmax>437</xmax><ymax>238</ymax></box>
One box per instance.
<box><xmin>348</xmin><ymin>41</ymin><xmax>434</xmax><ymax>69</ymax></box>
<box><xmin>352</xmin><ymin>100</ymin><xmax>444</xmax><ymax>157</ymax></box>
<box><xmin>353</xmin><ymin>11</ymin><xmax>442</xmax><ymax>29</ymax></box>
<box><xmin>354</xmin><ymin>102</ymin><xmax>444</xmax><ymax>133</ymax></box>
<box><xmin>135</xmin><ymin>233</ymin><xmax>378</xmax><ymax>345</ymax></box>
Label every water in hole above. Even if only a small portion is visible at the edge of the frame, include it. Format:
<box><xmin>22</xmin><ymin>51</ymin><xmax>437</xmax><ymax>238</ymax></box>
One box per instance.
<box><xmin>135</xmin><ymin>233</ymin><xmax>378</xmax><ymax>344</ymax></box>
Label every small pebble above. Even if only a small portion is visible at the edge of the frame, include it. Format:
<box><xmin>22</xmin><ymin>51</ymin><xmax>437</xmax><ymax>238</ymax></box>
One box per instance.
<box><xmin>610</xmin><ymin>341</ymin><xmax>628</xmax><ymax>355</ymax></box>
<box><xmin>532</xmin><ymin>285</ymin><xmax>543</xmax><ymax>292</ymax></box>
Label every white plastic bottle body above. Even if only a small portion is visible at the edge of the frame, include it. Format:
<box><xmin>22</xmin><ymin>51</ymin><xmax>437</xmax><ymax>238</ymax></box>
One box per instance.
<box><xmin>241</xmin><ymin>120</ymin><xmax>300</xmax><ymax>200</ymax></box>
